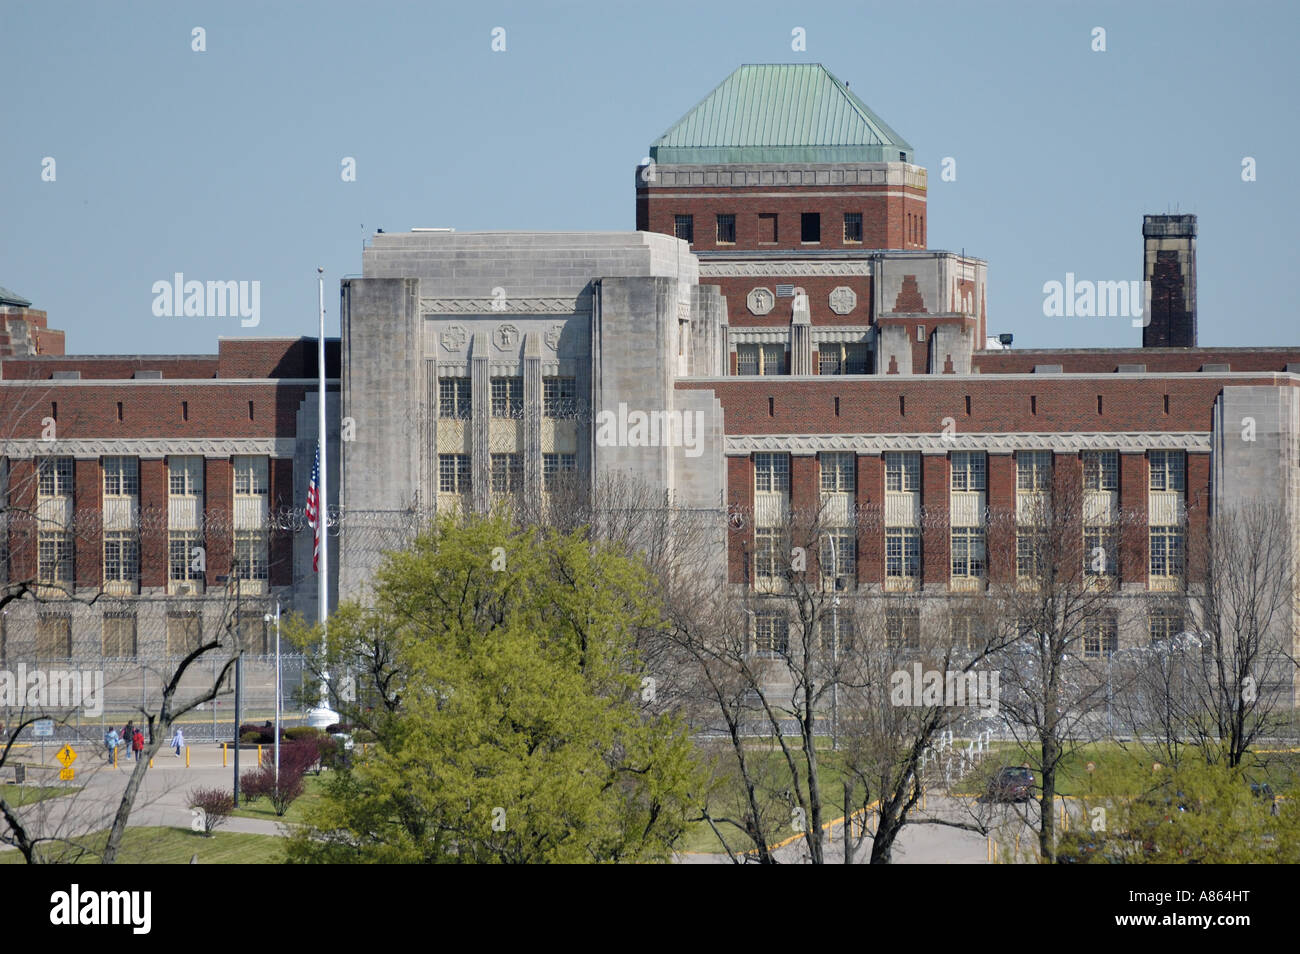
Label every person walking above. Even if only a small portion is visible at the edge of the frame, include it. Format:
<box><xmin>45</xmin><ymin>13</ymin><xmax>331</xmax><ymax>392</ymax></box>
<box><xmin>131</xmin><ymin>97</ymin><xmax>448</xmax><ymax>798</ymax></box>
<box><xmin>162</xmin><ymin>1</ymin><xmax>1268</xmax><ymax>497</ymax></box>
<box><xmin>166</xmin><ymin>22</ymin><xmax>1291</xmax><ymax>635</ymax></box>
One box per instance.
<box><xmin>131</xmin><ymin>727</ymin><xmax>144</xmax><ymax>762</ymax></box>
<box><xmin>169</xmin><ymin>726</ymin><xmax>184</xmax><ymax>757</ymax></box>
<box><xmin>103</xmin><ymin>727</ymin><xmax>120</xmax><ymax>765</ymax></box>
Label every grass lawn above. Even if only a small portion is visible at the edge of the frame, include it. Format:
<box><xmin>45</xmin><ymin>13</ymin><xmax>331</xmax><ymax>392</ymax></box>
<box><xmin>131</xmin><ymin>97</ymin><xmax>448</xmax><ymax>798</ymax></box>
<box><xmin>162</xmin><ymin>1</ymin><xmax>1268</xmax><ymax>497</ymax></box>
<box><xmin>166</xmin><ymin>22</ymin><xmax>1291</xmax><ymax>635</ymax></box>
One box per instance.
<box><xmin>0</xmin><ymin>782</ymin><xmax>79</xmax><ymax>806</ymax></box>
<box><xmin>0</xmin><ymin>826</ymin><xmax>284</xmax><ymax>864</ymax></box>
<box><xmin>230</xmin><ymin>773</ymin><xmax>327</xmax><ymax>826</ymax></box>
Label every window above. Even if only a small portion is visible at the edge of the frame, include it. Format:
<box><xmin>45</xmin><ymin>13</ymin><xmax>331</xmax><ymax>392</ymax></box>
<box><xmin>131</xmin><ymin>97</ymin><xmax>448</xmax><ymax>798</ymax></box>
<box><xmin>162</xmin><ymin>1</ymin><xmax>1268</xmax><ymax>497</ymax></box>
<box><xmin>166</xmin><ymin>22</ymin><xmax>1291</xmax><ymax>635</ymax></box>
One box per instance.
<box><xmin>822</xmin><ymin>612</ymin><xmax>856</xmax><ymax>652</ymax></box>
<box><xmin>35</xmin><ymin>616</ymin><xmax>71</xmax><ymax>661</ymax></box>
<box><xmin>438</xmin><ymin>454</ymin><xmax>471</xmax><ymax>494</ymax></box>
<box><xmin>1017</xmin><ymin>451</ymin><xmax>1052</xmax><ymax>492</ymax></box>
<box><xmin>543</xmin><ymin>377</ymin><xmax>576</xmax><ymax>417</ymax></box>
<box><xmin>801</xmin><ymin>212</ymin><xmax>820</xmax><ymax>243</ymax></box>
<box><xmin>753</xmin><ymin>611</ymin><xmax>789</xmax><ymax>656</ymax></box>
<box><xmin>490</xmin><ymin>377</ymin><xmax>523</xmax><ymax>418</ymax></box>
<box><xmin>232</xmin><ymin>456</ymin><xmax>268</xmax><ymax>496</ymax></box>
<box><xmin>1083</xmin><ymin>450</ymin><xmax>1118</xmax><ymax>491</ymax></box>
<box><xmin>674</xmin><ymin>214</ymin><xmax>694</xmax><ymax>243</ymax></box>
<box><xmin>843</xmin><ymin>212</ymin><xmax>863</xmax><ymax>243</ymax></box>
<box><xmin>758</xmin><ymin>212</ymin><xmax>778</xmax><ymax>243</ymax></box>
<box><xmin>951</xmin><ymin>612</ymin><xmax>988</xmax><ymax>652</ymax></box>
<box><xmin>886</xmin><ymin>528</ymin><xmax>921</xmax><ymax>579</ymax></box>
<box><xmin>736</xmin><ymin>345</ymin><xmax>759</xmax><ymax>376</ymax></box>
<box><xmin>168</xmin><ymin>456</ymin><xmax>203</xmax><ymax>496</ymax></box>
<box><xmin>102</xmin><ymin>456</ymin><xmax>139</xmax><ymax>496</ymax></box>
<box><xmin>950</xmin><ymin>452</ymin><xmax>986</xmax><ymax>492</ymax></box>
<box><xmin>1150</xmin><ymin>527</ymin><xmax>1185</xmax><ymax>579</ymax></box>
<box><xmin>542</xmin><ymin>453</ymin><xmax>576</xmax><ymax>492</ymax></box>
<box><xmin>169</xmin><ymin>532</ymin><xmax>203</xmax><ymax>582</ymax></box>
<box><xmin>885</xmin><ymin>607</ymin><xmax>921</xmax><ymax>650</ymax></box>
<box><xmin>439</xmin><ymin>377</ymin><xmax>472</xmax><ymax>420</ymax></box>
<box><xmin>490</xmin><ymin>454</ymin><xmax>523</xmax><ymax>494</ymax></box>
<box><xmin>166</xmin><ymin>614</ymin><xmax>202</xmax><ymax>656</ymax></box>
<box><xmin>102</xmin><ymin>614</ymin><xmax>136</xmax><ymax>657</ymax></box>
<box><xmin>1149</xmin><ymin>451</ymin><xmax>1185</xmax><ymax>492</ymax></box>
<box><xmin>103</xmin><ymin>531</ymin><xmax>139</xmax><ymax>585</ymax></box>
<box><xmin>1017</xmin><ymin>531</ymin><xmax>1048</xmax><ymax>579</ymax></box>
<box><xmin>885</xmin><ymin>452</ymin><xmax>920</xmax><ymax>492</ymax></box>
<box><xmin>821</xmin><ymin>530</ymin><xmax>856</xmax><ymax>580</ymax></box>
<box><xmin>754</xmin><ymin>453</ymin><xmax>790</xmax><ymax>494</ymax></box>
<box><xmin>238</xmin><ymin>614</ymin><xmax>268</xmax><ymax>655</ymax></box>
<box><xmin>1149</xmin><ymin>611</ymin><xmax>1185</xmax><ymax>644</ymax></box>
<box><xmin>233</xmin><ymin>531</ymin><xmax>268</xmax><ymax>583</ymax></box>
<box><xmin>1083</xmin><ymin>615</ymin><xmax>1119</xmax><ymax>658</ymax></box>
<box><xmin>760</xmin><ymin>344</ymin><xmax>786</xmax><ymax>376</ymax></box>
<box><xmin>716</xmin><ymin>214</ymin><xmax>736</xmax><ymax>244</ymax></box>
<box><xmin>37</xmin><ymin>532</ymin><xmax>74</xmax><ymax>586</ymax></box>
<box><xmin>1084</xmin><ymin>527</ymin><xmax>1117</xmax><ymax>578</ymax></box>
<box><xmin>754</xmin><ymin>527</ymin><xmax>784</xmax><ymax>582</ymax></box>
<box><xmin>950</xmin><ymin>527</ymin><xmax>985</xmax><ymax>578</ymax></box>
<box><xmin>820</xmin><ymin>452</ymin><xmax>855</xmax><ymax>494</ymax></box>
<box><xmin>819</xmin><ymin>343</ymin><xmax>869</xmax><ymax>375</ymax></box>
<box><xmin>38</xmin><ymin>457</ymin><xmax>73</xmax><ymax>496</ymax></box>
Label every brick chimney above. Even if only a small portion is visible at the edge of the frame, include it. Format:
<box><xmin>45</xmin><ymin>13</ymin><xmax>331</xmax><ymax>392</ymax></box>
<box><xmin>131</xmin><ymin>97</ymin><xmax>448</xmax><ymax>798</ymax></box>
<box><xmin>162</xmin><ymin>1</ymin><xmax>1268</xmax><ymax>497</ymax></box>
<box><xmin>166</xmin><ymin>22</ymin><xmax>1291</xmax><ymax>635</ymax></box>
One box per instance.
<box><xmin>1142</xmin><ymin>214</ymin><xmax>1196</xmax><ymax>348</ymax></box>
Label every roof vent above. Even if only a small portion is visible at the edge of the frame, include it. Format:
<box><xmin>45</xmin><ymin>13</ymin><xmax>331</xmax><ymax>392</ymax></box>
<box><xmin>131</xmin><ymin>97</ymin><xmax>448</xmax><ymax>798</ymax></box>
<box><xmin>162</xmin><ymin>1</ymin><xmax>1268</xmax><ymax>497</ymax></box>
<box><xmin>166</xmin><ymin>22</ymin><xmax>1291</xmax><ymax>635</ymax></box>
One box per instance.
<box><xmin>1033</xmin><ymin>364</ymin><xmax>1063</xmax><ymax>374</ymax></box>
<box><xmin>51</xmin><ymin>370</ymin><xmax>80</xmax><ymax>380</ymax></box>
<box><xmin>1116</xmin><ymin>364</ymin><xmax>1146</xmax><ymax>373</ymax></box>
<box><xmin>1200</xmin><ymin>363</ymin><xmax>1230</xmax><ymax>372</ymax></box>
<box><xmin>133</xmin><ymin>370</ymin><xmax>163</xmax><ymax>379</ymax></box>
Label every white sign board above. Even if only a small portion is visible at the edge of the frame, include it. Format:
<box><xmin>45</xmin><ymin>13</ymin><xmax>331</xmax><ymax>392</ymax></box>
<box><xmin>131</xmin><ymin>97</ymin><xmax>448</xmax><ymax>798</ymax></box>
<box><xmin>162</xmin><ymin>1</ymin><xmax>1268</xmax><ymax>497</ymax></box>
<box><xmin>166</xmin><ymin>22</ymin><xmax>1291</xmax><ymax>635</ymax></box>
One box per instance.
<box><xmin>33</xmin><ymin>719</ymin><xmax>54</xmax><ymax>738</ymax></box>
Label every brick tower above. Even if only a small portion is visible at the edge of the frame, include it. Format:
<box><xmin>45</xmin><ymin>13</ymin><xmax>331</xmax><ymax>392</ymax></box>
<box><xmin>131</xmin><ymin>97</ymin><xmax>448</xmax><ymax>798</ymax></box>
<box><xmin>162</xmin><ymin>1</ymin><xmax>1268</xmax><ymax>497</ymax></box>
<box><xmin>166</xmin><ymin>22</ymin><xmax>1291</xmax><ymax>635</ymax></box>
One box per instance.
<box><xmin>1142</xmin><ymin>214</ymin><xmax>1197</xmax><ymax>348</ymax></box>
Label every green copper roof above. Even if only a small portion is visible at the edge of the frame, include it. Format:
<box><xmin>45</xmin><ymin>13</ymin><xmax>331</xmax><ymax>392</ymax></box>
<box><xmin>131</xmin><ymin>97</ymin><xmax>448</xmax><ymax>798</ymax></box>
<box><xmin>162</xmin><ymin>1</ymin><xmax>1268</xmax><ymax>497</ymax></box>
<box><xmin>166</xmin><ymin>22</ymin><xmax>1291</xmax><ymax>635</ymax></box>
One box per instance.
<box><xmin>0</xmin><ymin>286</ymin><xmax>32</xmax><ymax>307</ymax></box>
<box><xmin>649</xmin><ymin>64</ymin><xmax>914</xmax><ymax>165</ymax></box>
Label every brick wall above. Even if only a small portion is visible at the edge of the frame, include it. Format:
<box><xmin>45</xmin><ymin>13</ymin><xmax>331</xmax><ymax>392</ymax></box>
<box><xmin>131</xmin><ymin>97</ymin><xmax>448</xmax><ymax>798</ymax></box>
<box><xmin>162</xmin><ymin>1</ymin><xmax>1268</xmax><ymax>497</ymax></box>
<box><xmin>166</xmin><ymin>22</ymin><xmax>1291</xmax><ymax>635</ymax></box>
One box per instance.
<box><xmin>640</xmin><ymin>185</ymin><xmax>926</xmax><ymax>252</ymax></box>
<box><xmin>922</xmin><ymin>455</ymin><xmax>949</xmax><ymax>585</ymax></box>
<box><xmin>1119</xmin><ymin>453</ymin><xmax>1147</xmax><ymax>583</ymax></box>
<box><xmin>270</xmin><ymin>458</ymin><xmax>294</xmax><ymax>586</ymax></box>
<box><xmin>727</xmin><ymin>456</ymin><xmax>753</xmax><ymax>583</ymax></box>
<box><xmin>715</xmin><ymin>275</ymin><xmax>873</xmax><ymax>328</ymax></box>
<box><xmin>74</xmin><ymin>458</ymin><xmax>101</xmax><ymax>588</ymax></box>
<box><xmin>139</xmin><ymin>459</ymin><xmax>167</xmax><ymax>588</ymax></box>
<box><xmin>974</xmin><ymin>349</ymin><xmax>1300</xmax><ymax>375</ymax></box>
<box><xmin>857</xmin><ymin>454</ymin><xmax>882</xmax><ymax>585</ymax></box>
<box><xmin>205</xmin><ymin>458</ymin><xmax>233</xmax><ymax>585</ymax></box>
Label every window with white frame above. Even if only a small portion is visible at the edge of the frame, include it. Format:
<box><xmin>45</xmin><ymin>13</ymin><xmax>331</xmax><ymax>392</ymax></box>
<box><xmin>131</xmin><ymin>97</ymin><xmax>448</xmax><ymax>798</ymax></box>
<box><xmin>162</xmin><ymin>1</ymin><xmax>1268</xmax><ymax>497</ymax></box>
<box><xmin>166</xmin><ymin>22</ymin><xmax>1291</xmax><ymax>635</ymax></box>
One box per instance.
<box><xmin>1017</xmin><ymin>530</ymin><xmax>1048</xmax><ymax>579</ymax></box>
<box><xmin>103</xmin><ymin>531</ymin><xmax>138</xmax><ymax>585</ymax></box>
<box><xmin>1017</xmin><ymin>451</ymin><xmax>1052</xmax><ymax>492</ymax></box>
<box><xmin>886</xmin><ymin>528</ymin><xmax>920</xmax><ymax>579</ymax></box>
<box><xmin>490</xmin><ymin>454</ymin><xmax>522</xmax><ymax>494</ymax></box>
<box><xmin>1149</xmin><ymin>451</ymin><xmax>1186</xmax><ymax>492</ymax></box>
<box><xmin>232</xmin><ymin>456</ymin><xmax>268</xmax><ymax>496</ymax></box>
<box><xmin>950</xmin><ymin>527</ymin><xmax>985</xmax><ymax>579</ymax></box>
<box><xmin>950</xmin><ymin>451</ymin><xmax>986</xmax><ymax>492</ymax></box>
<box><xmin>822</xmin><ymin>611</ymin><xmax>856</xmax><ymax>652</ymax></box>
<box><xmin>102</xmin><ymin>456</ymin><xmax>139</xmax><ymax>496</ymax></box>
<box><xmin>102</xmin><ymin>614</ymin><xmax>136</xmax><ymax>657</ymax></box>
<box><xmin>438</xmin><ymin>454</ymin><xmax>471</xmax><ymax>494</ymax></box>
<box><xmin>439</xmin><ymin>377</ymin><xmax>472</xmax><ymax>419</ymax></box>
<box><xmin>1148</xmin><ymin>610</ymin><xmax>1185</xmax><ymax>644</ymax></box>
<box><xmin>821</xmin><ymin>530</ymin><xmax>856</xmax><ymax>580</ymax></box>
<box><xmin>754</xmin><ymin>527</ymin><xmax>784</xmax><ymax>582</ymax></box>
<box><xmin>37</xmin><ymin>532</ymin><xmax>74</xmax><ymax>586</ymax></box>
<box><xmin>232</xmin><ymin>530</ymin><xmax>268</xmax><ymax>582</ymax></box>
<box><xmin>543</xmin><ymin>377</ymin><xmax>577</xmax><ymax>417</ymax></box>
<box><xmin>820</xmin><ymin>452</ymin><xmax>854</xmax><ymax>494</ymax></box>
<box><xmin>885</xmin><ymin>607</ymin><xmax>920</xmax><ymax>650</ymax></box>
<box><xmin>168</xmin><ymin>456</ymin><xmax>203</xmax><ymax>496</ymax></box>
<box><xmin>37</xmin><ymin>457</ymin><xmax>73</xmax><ymax>497</ymax></box>
<box><xmin>753</xmin><ymin>610</ymin><xmax>789</xmax><ymax>656</ymax></box>
<box><xmin>1149</xmin><ymin>526</ymin><xmax>1185</xmax><ymax>580</ymax></box>
<box><xmin>1083</xmin><ymin>615</ymin><xmax>1119</xmax><ymax>658</ymax></box>
<box><xmin>1084</xmin><ymin>527</ymin><xmax>1118</xmax><ymax>578</ymax></box>
<box><xmin>542</xmin><ymin>453</ymin><xmax>576</xmax><ymax>492</ymax></box>
<box><xmin>818</xmin><ymin>343</ymin><xmax>870</xmax><ymax>375</ymax></box>
<box><xmin>760</xmin><ymin>344</ymin><xmax>786</xmax><ymax>376</ymax></box>
<box><xmin>950</xmin><ymin>612</ymin><xmax>988</xmax><ymax>652</ymax></box>
<box><xmin>1082</xmin><ymin>450</ymin><xmax>1118</xmax><ymax>491</ymax></box>
<box><xmin>490</xmin><ymin>376</ymin><xmax>523</xmax><ymax>418</ymax></box>
<box><xmin>885</xmin><ymin>452</ymin><xmax>920</xmax><ymax>492</ymax></box>
<box><xmin>169</xmin><ymin>532</ymin><xmax>203</xmax><ymax>583</ymax></box>
<box><xmin>736</xmin><ymin>345</ymin><xmax>760</xmax><ymax>376</ymax></box>
<box><xmin>754</xmin><ymin>453</ymin><xmax>790</xmax><ymax>494</ymax></box>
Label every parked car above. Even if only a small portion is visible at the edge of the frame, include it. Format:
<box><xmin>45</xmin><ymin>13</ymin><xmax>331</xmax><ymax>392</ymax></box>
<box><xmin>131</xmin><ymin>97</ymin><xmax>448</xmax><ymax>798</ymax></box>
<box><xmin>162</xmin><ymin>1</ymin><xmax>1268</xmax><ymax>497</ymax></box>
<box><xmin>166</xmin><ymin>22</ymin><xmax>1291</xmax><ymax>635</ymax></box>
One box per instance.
<box><xmin>985</xmin><ymin>766</ymin><xmax>1035</xmax><ymax>803</ymax></box>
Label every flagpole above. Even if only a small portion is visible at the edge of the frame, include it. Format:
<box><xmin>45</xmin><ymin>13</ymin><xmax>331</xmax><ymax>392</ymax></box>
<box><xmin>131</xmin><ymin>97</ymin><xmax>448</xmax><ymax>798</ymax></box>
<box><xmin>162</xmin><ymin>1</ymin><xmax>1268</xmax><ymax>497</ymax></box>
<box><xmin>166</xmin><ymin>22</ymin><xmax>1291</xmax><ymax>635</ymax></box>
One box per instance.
<box><xmin>308</xmin><ymin>267</ymin><xmax>339</xmax><ymax>729</ymax></box>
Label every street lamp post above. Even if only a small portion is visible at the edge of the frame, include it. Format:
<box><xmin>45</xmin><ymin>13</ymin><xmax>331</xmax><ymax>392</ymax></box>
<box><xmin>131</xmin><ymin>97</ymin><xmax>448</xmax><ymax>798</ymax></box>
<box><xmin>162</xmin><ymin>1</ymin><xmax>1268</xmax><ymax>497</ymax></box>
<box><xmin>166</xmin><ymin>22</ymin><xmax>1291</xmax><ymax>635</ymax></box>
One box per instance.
<box><xmin>265</xmin><ymin>601</ymin><xmax>281</xmax><ymax>789</ymax></box>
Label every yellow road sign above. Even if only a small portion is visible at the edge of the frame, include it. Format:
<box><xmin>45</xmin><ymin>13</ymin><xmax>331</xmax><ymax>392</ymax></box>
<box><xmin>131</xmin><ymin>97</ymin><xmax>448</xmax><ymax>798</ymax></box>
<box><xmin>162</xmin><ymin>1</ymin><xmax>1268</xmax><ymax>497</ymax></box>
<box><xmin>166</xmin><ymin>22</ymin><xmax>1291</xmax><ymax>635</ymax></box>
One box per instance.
<box><xmin>56</xmin><ymin>744</ymin><xmax>77</xmax><ymax>767</ymax></box>
<box><xmin>59</xmin><ymin>767</ymin><xmax>74</xmax><ymax>781</ymax></box>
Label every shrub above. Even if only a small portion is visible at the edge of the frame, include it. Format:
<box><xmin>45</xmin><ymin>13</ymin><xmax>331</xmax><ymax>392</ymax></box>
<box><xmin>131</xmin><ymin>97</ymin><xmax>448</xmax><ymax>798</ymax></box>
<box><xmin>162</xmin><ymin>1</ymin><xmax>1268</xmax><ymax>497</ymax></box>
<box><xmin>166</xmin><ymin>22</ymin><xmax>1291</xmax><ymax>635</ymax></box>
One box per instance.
<box><xmin>188</xmin><ymin>787</ymin><xmax>235</xmax><ymax>836</ymax></box>
<box><xmin>284</xmin><ymin>726</ymin><xmax>322</xmax><ymax>742</ymax></box>
<box><xmin>325</xmin><ymin>723</ymin><xmax>354</xmax><ymax>734</ymax></box>
<box><xmin>239</xmin><ymin>743</ymin><xmax>314</xmax><ymax>816</ymax></box>
<box><xmin>240</xmin><ymin>731</ymin><xmax>261</xmax><ymax>744</ymax></box>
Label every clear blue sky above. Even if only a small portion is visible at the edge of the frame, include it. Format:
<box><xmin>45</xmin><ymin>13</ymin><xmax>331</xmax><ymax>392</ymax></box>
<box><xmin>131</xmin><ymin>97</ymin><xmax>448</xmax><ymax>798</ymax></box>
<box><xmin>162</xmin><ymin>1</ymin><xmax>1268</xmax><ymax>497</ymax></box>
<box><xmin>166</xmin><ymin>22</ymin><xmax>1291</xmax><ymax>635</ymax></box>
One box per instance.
<box><xmin>2</xmin><ymin>0</ymin><xmax>1297</xmax><ymax>354</ymax></box>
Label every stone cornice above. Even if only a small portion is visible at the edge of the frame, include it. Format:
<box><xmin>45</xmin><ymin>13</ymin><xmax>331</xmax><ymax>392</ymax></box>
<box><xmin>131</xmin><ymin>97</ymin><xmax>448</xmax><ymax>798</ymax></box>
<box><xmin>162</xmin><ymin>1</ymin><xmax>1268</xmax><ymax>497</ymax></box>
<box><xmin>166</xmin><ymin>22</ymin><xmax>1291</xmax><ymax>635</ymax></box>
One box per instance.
<box><xmin>724</xmin><ymin>432</ymin><xmax>1214</xmax><ymax>456</ymax></box>
<box><xmin>0</xmin><ymin>438</ymin><xmax>298</xmax><ymax>459</ymax></box>
<box><xmin>421</xmin><ymin>296</ymin><xmax>590</xmax><ymax>315</ymax></box>
<box><xmin>701</xmin><ymin>262</ymin><xmax>874</xmax><ymax>277</ymax></box>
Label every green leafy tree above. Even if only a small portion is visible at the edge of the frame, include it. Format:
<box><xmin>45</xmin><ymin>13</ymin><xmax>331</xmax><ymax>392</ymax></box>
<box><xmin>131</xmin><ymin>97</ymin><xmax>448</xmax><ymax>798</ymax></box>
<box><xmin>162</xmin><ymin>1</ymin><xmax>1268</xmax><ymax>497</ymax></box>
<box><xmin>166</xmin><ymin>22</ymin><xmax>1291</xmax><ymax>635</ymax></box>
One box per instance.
<box><xmin>285</xmin><ymin>512</ymin><xmax>700</xmax><ymax>863</ymax></box>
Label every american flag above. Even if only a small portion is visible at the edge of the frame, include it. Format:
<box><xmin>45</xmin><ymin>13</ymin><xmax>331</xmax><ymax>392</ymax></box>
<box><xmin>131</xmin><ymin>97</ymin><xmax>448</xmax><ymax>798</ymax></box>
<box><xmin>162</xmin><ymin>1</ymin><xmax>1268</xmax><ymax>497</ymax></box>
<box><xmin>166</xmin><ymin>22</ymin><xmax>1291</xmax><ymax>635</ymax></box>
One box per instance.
<box><xmin>305</xmin><ymin>444</ymin><xmax>320</xmax><ymax>572</ymax></box>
